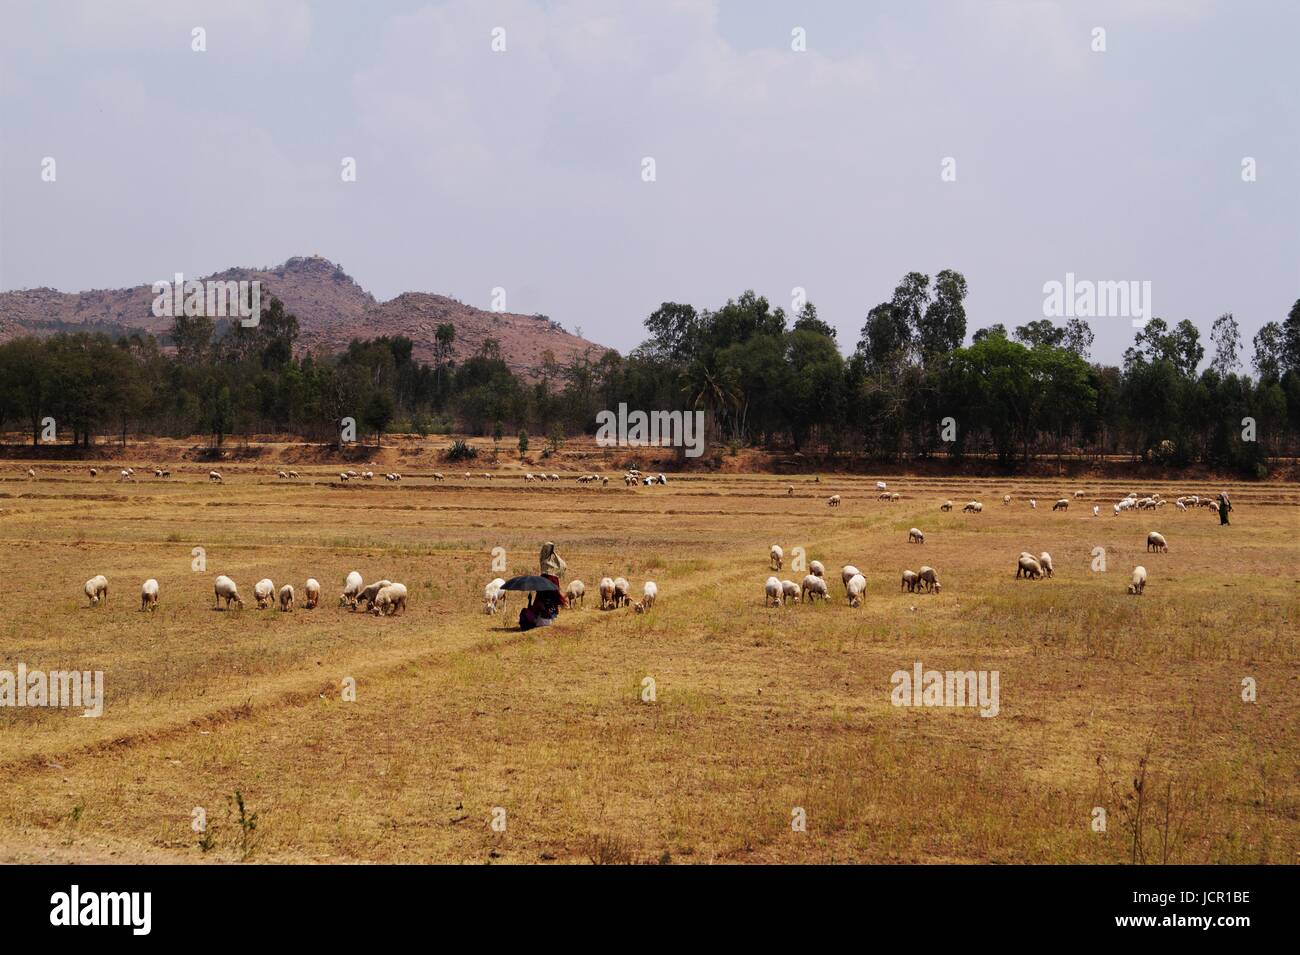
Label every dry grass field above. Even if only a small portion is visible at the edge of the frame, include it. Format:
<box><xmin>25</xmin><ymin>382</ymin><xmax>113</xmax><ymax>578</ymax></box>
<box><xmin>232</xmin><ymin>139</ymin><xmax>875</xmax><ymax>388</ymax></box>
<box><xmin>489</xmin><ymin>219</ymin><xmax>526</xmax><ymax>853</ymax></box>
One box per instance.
<box><xmin>0</xmin><ymin>453</ymin><xmax>1296</xmax><ymax>864</ymax></box>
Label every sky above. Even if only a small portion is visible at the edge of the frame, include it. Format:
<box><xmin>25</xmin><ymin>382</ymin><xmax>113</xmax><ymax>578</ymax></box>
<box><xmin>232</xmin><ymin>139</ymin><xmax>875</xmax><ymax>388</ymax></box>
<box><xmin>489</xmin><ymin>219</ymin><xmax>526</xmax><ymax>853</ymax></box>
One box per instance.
<box><xmin>1</xmin><ymin>0</ymin><xmax>1297</xmax><ymax>368</ymax></box>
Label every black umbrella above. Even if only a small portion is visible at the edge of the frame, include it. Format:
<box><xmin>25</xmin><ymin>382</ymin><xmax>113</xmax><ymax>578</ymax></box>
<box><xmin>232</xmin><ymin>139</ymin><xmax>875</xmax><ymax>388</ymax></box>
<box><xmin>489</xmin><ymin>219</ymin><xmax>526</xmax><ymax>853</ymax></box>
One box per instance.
<box><xmin>499</xmin><ymin>575</ymin><xmax>559</xmax><ymax>592</ymax></box>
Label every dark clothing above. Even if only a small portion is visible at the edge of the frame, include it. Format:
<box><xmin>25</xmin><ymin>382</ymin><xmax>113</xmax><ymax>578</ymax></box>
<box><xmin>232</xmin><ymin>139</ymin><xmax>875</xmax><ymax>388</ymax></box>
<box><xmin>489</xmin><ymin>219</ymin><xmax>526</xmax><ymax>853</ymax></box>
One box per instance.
<box><xmin>1218</xmin><ymin>493</ymin><xmax>1232</xmax><ymax>525</ymax></box>
<box><xmin>519</xmin><ymin>573</ymin><xmax>565</xmax><ymax>631</ymax></box>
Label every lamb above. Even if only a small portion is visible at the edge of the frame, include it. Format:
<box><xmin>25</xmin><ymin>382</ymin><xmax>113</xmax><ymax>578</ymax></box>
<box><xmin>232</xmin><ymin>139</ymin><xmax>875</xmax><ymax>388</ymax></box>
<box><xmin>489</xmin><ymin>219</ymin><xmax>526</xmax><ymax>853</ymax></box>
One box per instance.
<box><xmin>84</xmin><ymin>575</ymin><xmax>108</xmax><ymax>606</ymax></box>
<box><xmin>765</xmin><ymin>576</ymin><xmax>783</xmax><ymax>607</ymax></box>
<box><xmin>339</xmin><ymin>570</ymin><xmax>364</xmax><ymax>607</ymax></box>
<box><xmin>1038</xmin><ymin>552</ymin><xmax>1054</xmax><ymax>578</ymax></box>
<box><xmin>600</xmin><ymin>576</ymin><xmax>617</xmax><ymax>610</ymax></box>
<box><xmin>254</xmin><ymin>578</ymin><xmax>275</xmax><ymax>609</ymax></box>
<box><xmin>1016</xmin><ymin>554</ymin><xmax>1043</xmax><ymax>579</ymax></box>
<box><xmin>632</xmin><ymin>581</ymin><xmax>658</xmax><ymax>613</ymax></box>
<box><xmin>208</xmin><ymin>470</ymin><xmax>222</xmax><ymax>482</ymax></box>
<box><xmin>917</xmin><ymin>566</ymin><xmax>941</xmax><ymax>593</ymax></box>
<box><xmin>1128</xmin><ymin>566</ymin><xmax>1147</xmax><ymax>595</ymax></box>
<box><xmin>304</xmin><ymin>578</ymin><xmax>321</xmax><ymax>609</ymax></box>
<box><xmin>800</xmin><ymin>574</ymin><xmax>829</xmax><ymax>603</ymax></box>
<box><xmin>780</xmin><ymin>579</ymin><xmax>801</xmax><ymax>604</ymax></box>
<box><xmin>484</xmin><ymin>577</ymin><xmax>508</xmax><ymax>615</ymax></box>
<box><xmin>279</xmin><ymin>583</ymin><xmax>295</xmax><ymax>612</ymax></box>
<box><xmin>962</xmin><ymin>501</ymin><xmax>983</xmax><ymax>513</ymax></box>
<box><xmin>840</xmin><ymin>565</ymin><xmax>861</xmax><ymax>591</ymax></box>
<box><xmin>354</xmin><ymin>579</ymin><xmax>393</xmax><ymax>612</ymax></box>
<box><xmin>827</xmin><ymin>494</ymin><xmax>841</xmax><ymax>507</ymax></box>
<box><xmin>1146</xmin><ymin>531</ymin><xmax>1168</xmax><ymax>553</ymax></box>
<box><xmin>901</xmin><ymin>570</ymin><xmax>919</xmax><ymax>593</ymax></box>
<box><xmin>213</xmin><ymin>575</ymin><xmax>244</xmax><ymax>609</ymax></box>
<box><xmin>940</xmin><ymin>500</ymin><xmax>953</xmax><ymax>511</ymax></box>
<box><xmin>809</xmin><ymin>560</ymin><xmax>826</xmax><ymax>579</ymax></box>
<box><xmin>140</xmin><ymin>578</ymin><xmax>159</xmax><ymax>612</ymax></box>
<box><xmin>908</xmin><ymin>527</ymin><xmax>924</xmax><ymax>544</ymax></box>
<box><xmin>371</xmin><ymin>582</ymin><xmax>408</xmax><ymax>616</ymax></box>
<box><xmin>566</xmin><ymin>579</ymin><xmax>585</xmax><ymax>609</ymax></box>
<box><xmin>613</xmin><ymin>577</ymin><xmax>631</xmax><ymax>608</ymax></box>
<box><xmin>770</xmin><ymin>544</ymin><xmax>784</xmax><ymax>571</ymax></box>
<box><xmin>846</xmin><ymin>573</ymin><xmax>867</xmax><ymax>607</ymax></box>
<box><xmin>1052</xmin><ymin>499</ymin><xmax>1069</xmax><ymax>511</ymax></box>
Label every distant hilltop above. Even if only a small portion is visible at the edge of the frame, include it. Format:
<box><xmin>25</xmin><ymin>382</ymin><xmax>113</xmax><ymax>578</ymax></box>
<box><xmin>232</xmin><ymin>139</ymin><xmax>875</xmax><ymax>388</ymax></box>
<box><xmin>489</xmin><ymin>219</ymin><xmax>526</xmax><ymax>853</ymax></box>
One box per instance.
<box><xmin>0</xmin><ymin>255</ymin><xmax>609</xmax><ymax>380</ymax></box>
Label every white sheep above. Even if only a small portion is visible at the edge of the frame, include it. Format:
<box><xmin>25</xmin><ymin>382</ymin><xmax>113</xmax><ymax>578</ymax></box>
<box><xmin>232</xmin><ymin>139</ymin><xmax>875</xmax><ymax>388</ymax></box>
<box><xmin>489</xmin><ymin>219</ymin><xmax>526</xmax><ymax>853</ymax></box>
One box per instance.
<box><xmin>633</xmin><ymin>581</ymin><xmax>658</xmax><ymax>613</ymax></box>
<box><xmin>801</xmin><ymin>574</ymin><xmax>829</xmax><ymax>603</ymax></box>
<box><xmin>613</xmin><ymin>577</ymin><xmax>630</xmax><ymax>608</ymax></box>
<box><xmin>1147</xmin><ymin>531</ymin><xmax>1168</xmax><ymax>553</ymax></box>
<box><xmin>484</xmin><ymin>577</ymin><xmax>508</xmax><ymax>615</ymax></box>
<box><xmin>254</xmin><ymin>578</ymin><xmax>275</xmax><ymax>609</ymax></box>
<box><xmin>962</xmin><ymin>501</ymin><xmax>983</xmax><ymax>513</ymax></box>
<box><xmin>810</xmin><ymin>560</ymin><xmax>826</xmax><ymax>579</ymax></box>
<box><xmin>288</xmin><ymin>470</ymin><xmax>299</xmax><ymax>478</ymax></box>
<box><xmin>846</xmin><ymin>573</ymin><xmax>867</xmax><ymax>607</ymax></box>
<box><xmin>876</xmin><ymin>481</ymin><xmax>887</xmax><ymax>491</ymax></box>
<box><xmin>770</xmin><ymin>544</ymin><xmax>783</xmax><ymax>571</ymax></box>
<box><xmin>140</xmin><ymin>578</ymin><xmax>159</xmax><ymax>612</ymax></box>
<box><xmin>89</xmin><ymin>467</ymin><xmax>99</xmax><ymax>477</ymax></box>
<box><xmin>890</xmin><ymin>492</ymin><xmax>900</xmax><ymax>502</ymax></box>
<box><xmin>1093</xmin><ymin>505</ymin><xmax>1100</xmax><ymax>517</ymax></box>
<box><xmin>901</xmin><ymin>570</ymin><xmax>919</xmax><ymax>593</ymax></box>
<box><xmin>840</xmin><ymin>565</ymin><xmax>861</xmax><ymax>591</ymax></box>
<box><xmin>371</xmin><ymin>582</ymin><xmax>408</xmax><ymax>616</ymax></box>
<box><xmin>1039</xmin><ymin>552</ymin><xmax>1054</xmax><ymax>578</ymax></box>
<box><xmin>304</xmin><ymin>578</ymin><xmax>321</xmax><ymax>609</ymax></box>
<box><xmin>279</xmin><ymin>583</ymin><xmax>295</xmax><ymax>612</ymax></box>
<box><xmin>339</xmin><ymin>570</ymin><xmax>364</xmax><ymax>607</ymax></box>
<box><xmin>1074</xmin><ymin>490</ymin><xmax>1085</xmax><ymax>498</ymax></box>
<box><xmin>1128</xmin><ymin>566</ymin><xmax>1147</xmax><ymax>595</ymax></box>
<box><xmin>940</xmin><ymin>500</ymin><xmax>953</xmax><ymax>511</ymax></box>
<box><xmin>1016</xmin><ymin>554</ymin><xmax>1043</xmax><ymax>579</ymax></box>
<box><xmin>787</xmin><ymin>485</ymin><xmax>794</xmax><ymax>496</ymax></box>
<box><xmin>566</xmin><ymin>579</ymin><xmax>585</xmax><ymax>609</ymax></box>
<box><xmin>599</xmin><ymin>576</ymin><xmax>617</xmax><ymax>610</ymax></box>
<box><xmin>1028</xmin><ymin>498</ymin><xmax>1037</xmax><ymax>509</ymax></box>
<box><xmin>84</xmin><ymin>575</ymin><xmax>109</xmax><ymax>606</ymax></box>
<box><xmin>1003</xmin><ymin>494</ymin><xmax>1011</xmax><ymax>505</ymax></box>
<box><xmin>208</xmin><ymin>470</ymin><xmax>222</xmax><ymax>483</ymax></box>
<box><xmin>1052</xmin><ymin>499</ymin><xmax>1069</xmax><ymax>511</ymax></box>
<box><xmin>432</xmin><ymin>472</ymin><xmax>444</xmax><ymax>481</ymax></box>
<box><xmin>213</xmin><ymin>575</ymin><xmax>243</xmax><ymax>609</ymax></box>
<box><xmin>765</xmin><ymin>576</ymin><xmax>783</xmax><ymax>607</ymax></box>
<box><xmin>827</xmin><ymin>494</ymin><xmax>841</xmax><ymax>507</ymax></box>
<box><xmin>908</xmin><ymin>527</ymin><xmax>924</xmax><ymax>544</ymax></box>
<box><xmin>354</xmin><ymin>579</ymin><xmax>392</xmax><ymax>612</ymax></box>
<box><xmin>917</xmin><ymin>566</ymin><xmax>941</xmax><ymax>593</ymax></box>
<box><xmin>780</xmin><ymin>579</ymin><xmax>801</xmax><ymax>604</ymax></box>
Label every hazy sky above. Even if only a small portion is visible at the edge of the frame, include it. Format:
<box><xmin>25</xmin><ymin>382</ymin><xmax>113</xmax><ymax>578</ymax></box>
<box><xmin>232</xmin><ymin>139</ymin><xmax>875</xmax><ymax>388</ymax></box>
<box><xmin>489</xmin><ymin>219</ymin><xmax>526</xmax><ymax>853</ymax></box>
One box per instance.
<box><xmin>2</xmin><ymin>0</ymin><xmax>1297</xmax><ymax>367</ymax></box>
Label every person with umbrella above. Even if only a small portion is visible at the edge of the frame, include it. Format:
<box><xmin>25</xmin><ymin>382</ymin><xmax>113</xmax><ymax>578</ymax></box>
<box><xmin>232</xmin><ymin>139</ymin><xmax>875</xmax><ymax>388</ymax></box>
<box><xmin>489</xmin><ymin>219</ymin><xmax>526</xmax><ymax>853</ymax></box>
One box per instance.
<box><xmin>513</xmin><ymin>542</ymin><xmax>568</xmax><ymax>631</ymax></box>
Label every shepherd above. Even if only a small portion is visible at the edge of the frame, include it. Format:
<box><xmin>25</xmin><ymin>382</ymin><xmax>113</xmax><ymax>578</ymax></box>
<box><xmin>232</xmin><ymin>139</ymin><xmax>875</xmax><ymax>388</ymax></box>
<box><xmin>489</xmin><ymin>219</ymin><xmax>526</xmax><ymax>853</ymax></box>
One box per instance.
<box><xmin>516</xmin><ymin>542</ymin><xmax>568</xmax><ymax>631</ymax></box>
<box><xmin>1217</xmin><ymin>491</ymin><xmax>1233</xmax><ymax>526</ymax></box>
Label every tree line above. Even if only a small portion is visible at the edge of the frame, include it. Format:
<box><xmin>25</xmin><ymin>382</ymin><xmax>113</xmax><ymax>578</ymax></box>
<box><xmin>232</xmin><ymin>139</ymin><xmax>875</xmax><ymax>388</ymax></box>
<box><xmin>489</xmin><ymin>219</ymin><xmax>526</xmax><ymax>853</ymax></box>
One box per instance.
<box><xmin>1</xmin><ymin>275</ymin><xmax>1297</xmax><ymax>474</ymax></box>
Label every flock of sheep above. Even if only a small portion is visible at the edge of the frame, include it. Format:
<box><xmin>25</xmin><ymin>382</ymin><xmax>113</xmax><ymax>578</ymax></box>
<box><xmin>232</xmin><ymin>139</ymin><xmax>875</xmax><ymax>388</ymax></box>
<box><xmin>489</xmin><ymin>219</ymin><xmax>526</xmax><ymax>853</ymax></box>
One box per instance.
<box><xmin>83</xmin><ymin>571</ymin><xmax>408</xmax><ymax>616</ymax></box>
<box><xmin>483</xmin><ymin>575</ymin><xmax>659</xmax><ymax>615</ymax></box>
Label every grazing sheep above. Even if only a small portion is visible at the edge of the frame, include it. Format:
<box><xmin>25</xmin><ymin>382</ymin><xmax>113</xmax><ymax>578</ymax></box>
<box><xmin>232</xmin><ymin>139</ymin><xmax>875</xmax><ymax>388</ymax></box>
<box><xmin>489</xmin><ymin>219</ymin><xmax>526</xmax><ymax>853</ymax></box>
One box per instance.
<box><xmin>83</xmin><ymin>575</ymin><xmax>108</xmax><ymax>606</ymax></box>
<box><xmin>254</xmin><ymin>578</ymin><xmax>275</xmax><ymax>609</ymax></box>
<box><xmin>633</xmin><ymin>581</ymin><xmax>658</xmax><ymax>613</ymax></box>
<box><xmin>340</xmin><ymin>473</ymin><xmax>350</xmax><ymax>482</ymax></box>
<box><xmin>1074</xmin><ymin>490</ymin><xmax>1085</xmax><ymax>498</ymax></box>
<box><xmin>213</xmin><ymin>575</ymin><xmax>243</xmax><ymax>609</ymax></box>
<box><xmin>525</xmin><ymin>473</ymin><xmax>535</xmax><ymax>482</ymax></box>
<box><xmin>371</xmin><ymin>582</ymin><xmax>408</xmax><ymax>616</ymax></box>
<box><xmin>765</xmin><ymin>576</ymin><xmax>783</xmax><ymax>607</ymax></box>
<box><xmin>1016</xmin><ymin>555</ymin><xmax>1043</xmax><ymax>580</ymax></box>
<box><xmin>810</xmin><ymin>560</ymin><xmax>826</xmax><ymax>579</ymax></box>
<box><xmin>801</xmin><ymin>574</ymin><xmax>829</xmax><ymax>603</ymax></box>
<box><xmin>1003</xmin><ymin>494</ymin><xmax>1011</xmax><ymax>505</ymax></box>
<box><xmin>140</xmin><ymin>578</ymin><xmax>159</xmax><ymax>612</ymax></box>
<box><xmin>1128</xmin><ymin>566</ymin><xmax>1147</xmax><ymax>595</ymax></box>
<box><xmin>1028</xmin><ymin>499</ymin><xmax>1037</xmax><ymax>509</ymax></box>
<box><xmin>901</xmin><ymin>570</ymin><xmax>919</xmax><ymax>593</ymax></box>
<box><xmin>780</xmin><ymin>579</ymin><xmax>801</xmax><ymax>604</ymax></box>
<box><xmin>876</xmin><ymin>481</ymin><xmax>887</xmax><ymax>491</ymax></box>
<box><xmin>599</xmin><ymin>577</ymin><xmax>617</xmax><ymax>610</ymax></box>
<box><xmin>1093</xmin><ymin>505</ymin><xmax>1100</xmax><ymax>517</ymax></box>
<box><xmin>89</xmin><ymin>467</ymin><xmax>99</xmax><ymax>477</ymax></box>
<box><xmin>613</xmin><ymin>577</ymin><xmax>630</xmax><ymax>608</ymax></box>
<box><xmin>1053</xmin><ymin>499</ymin><xmax>1069</xmax><ymax>511</ymax></box>
<box><xmin>890</xmin><ymin>492</ymin><xmax>900</xmax><ymax>502</ymax></box>
<box><xmin>1147</xmin><ymin>531</ymin><xmax>1168</xmax><ymax>553</ymax></box>
<box><xmin>917</xmin><ymin>566</ymin><xmax>941</xmax><ymax>593</ymax></box>
<box><xmin>26</xmin><ymin>468</ymin><xmax>35</xmax><ymax>478</ymax></box>
<box><xmin>840</xmin><ymin>565</ymin><xmax>861</xmax><ymax>592</ymax></box>
<box><xmin>1039</xmin><ymin>552</ymin><xmax>1054</xmax><ymax>578</ymax></box>
<box><xmin>940</xmin><ymin>500</ymin><xmax>953</xmax><ymax>512</ymax></box>
<box><xmin>827</xmin><ymin>494</ymin><xmax>841</xmax><ymax>507</ymax></box>
<box><xmin>208</xmin><ymin>470</ymin><xmax>222</xmax><ymax>483</ymax></box>
<box><xmin>878</xmin><ymin>490</ymin><xmax>892</xmax><ymax>501</ymax></box>
<box><xmin>484</xmin><ymin>577</ymin><xmax>508</xmax><ymax>615</ymax></box>
<box><xmin>787</xmin><ymin>485</ymin><xmax>794</xmax><ymax>496</ymax></box>
<box><xmin>278</xmin><ymin>583</ymin><xmax>295</xmax><ymax>612</ymax></box>
<box><xmin>962</xmin><ymin>501</ymin><xmax>983</xmax><ymax>513</ymax></box>
<box><xmin>433</xmin><ymin>472</ymin><xmax>444</xmax><ymax>481</ymax></box>
<box><xmin>566</xmin><ymin>579</ymin><xmax>585</xmax><ymax>609</ymax></box>
<box><xmin>770</xmin><ymin>544</ymin><xmax>783</xmax><ymax>571</ymax></box>
<box><xmin>1176</xmin><ymin>500</ymin><xmax>1186</xmax><ymax>512</ymax></box>
<box><xmin>278</xmin><ymin>470</ymin><xmax>288</xmax><ymax>479</ymax></box>
<box><xmin>355</xmin><ymin>579</ymin><xmax>393</xmax><ymax>612</ymax></box>
<box><xmin>118</xmin><ymin>469</ymin><xmax>132</xmax><ymax>482</ymax></box>
<box><xmin>339</xmin><ymin>570</ymin><xmax>364</xmax><ymax>607</ymax></box>
<box><xmin>304</xmin><ymin>578</ymin><xmax>321</xmax><ymax>609</ymax></box>
<box><xmin>846</xmin><ymin>573</ymin><xmax>867</xmax><ymax>607</ymax></box>
<box><xmin>908</xmin><ymin>527</ymin><xmax>924</xmax><ymax>544</ymax></box>
<box><xmin>288</xmin><ymin>470</ymin><xmax>299</xmax><ymax>478</ymax></box>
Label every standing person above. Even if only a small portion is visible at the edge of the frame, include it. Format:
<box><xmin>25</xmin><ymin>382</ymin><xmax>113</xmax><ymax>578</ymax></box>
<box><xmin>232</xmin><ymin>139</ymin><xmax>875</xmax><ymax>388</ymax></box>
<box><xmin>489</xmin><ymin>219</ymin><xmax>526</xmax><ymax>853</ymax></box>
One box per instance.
<box><xmin>1217</xmin><ymin>491</ymin><xmax>1233</xmax><ymax>526</ymax></box>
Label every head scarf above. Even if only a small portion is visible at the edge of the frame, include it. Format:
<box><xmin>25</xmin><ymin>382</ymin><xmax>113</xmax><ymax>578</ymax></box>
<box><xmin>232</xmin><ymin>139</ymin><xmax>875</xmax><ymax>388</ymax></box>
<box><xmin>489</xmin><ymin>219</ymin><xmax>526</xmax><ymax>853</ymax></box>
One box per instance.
<box><xmin>539</xmin><ymin>541</ymin><xmax>566</xmax><ymax>577</ymax></box>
